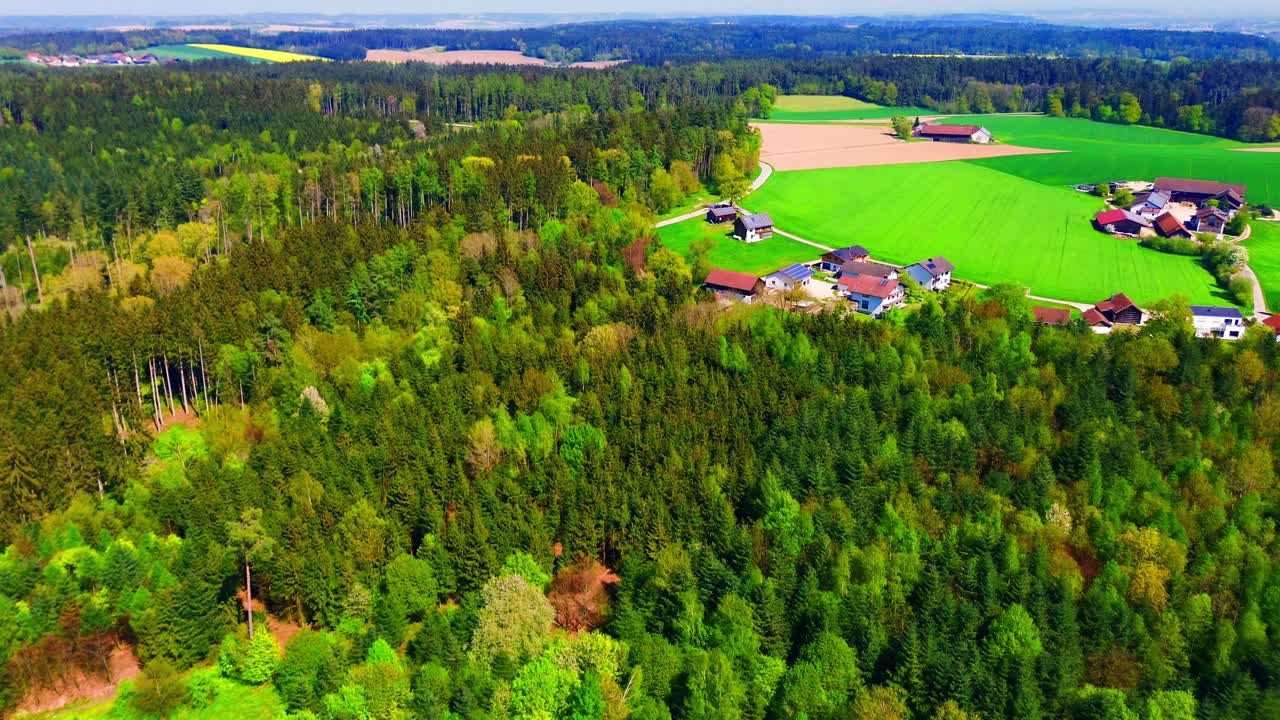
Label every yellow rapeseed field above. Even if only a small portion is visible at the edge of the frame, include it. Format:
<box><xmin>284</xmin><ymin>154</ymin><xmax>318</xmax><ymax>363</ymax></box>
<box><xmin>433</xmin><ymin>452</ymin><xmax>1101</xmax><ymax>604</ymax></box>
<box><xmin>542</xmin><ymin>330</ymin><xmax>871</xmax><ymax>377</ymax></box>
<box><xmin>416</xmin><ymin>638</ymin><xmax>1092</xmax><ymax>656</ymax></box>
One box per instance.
<box><xmin>189</xmin><ymin>44</ymin><xmax>326</xmax><ymax>63</ymax></box>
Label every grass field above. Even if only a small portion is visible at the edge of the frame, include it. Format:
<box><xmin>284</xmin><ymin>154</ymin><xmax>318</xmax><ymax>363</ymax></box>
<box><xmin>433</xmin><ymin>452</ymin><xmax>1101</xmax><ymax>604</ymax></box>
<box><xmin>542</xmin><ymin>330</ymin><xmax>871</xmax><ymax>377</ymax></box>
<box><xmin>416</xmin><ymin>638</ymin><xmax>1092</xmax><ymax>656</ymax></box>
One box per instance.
<box><xmin>188</xmin><ymin>44</ymin><xmax>325</xmax><ymax>63</ymax></box>
<box><xmin>747</xmin><ymin>162</ymin><xmax>1228</xmax><ymax>306</ymax></box>
<box><xmin>1246</xmin><ymin>220</ymin><xmax>1280</xmax><ymax>312</ymax></box>
<box><xmin>942</xmin><ymin>115</ymin><xmax>1280</xmax><ymax>206</ymax></box>
<box><xmin>34</xmin><ymin>674</ymin><xmax>283</xmax><ymax>720</ymax></box>
<box><xmin>657</xmin><ymin>219</ymin><xmax>820</xmax><ymax>276</ymax></box>
<box><xmin>131</xmin><ymin>44</ymin><xmax>263</xmax><ymax>62</ymax></box>
<box><xmin>764</xmin><ymin>95</ymin><xmax>936</xmax><ymax>122</ymax></box>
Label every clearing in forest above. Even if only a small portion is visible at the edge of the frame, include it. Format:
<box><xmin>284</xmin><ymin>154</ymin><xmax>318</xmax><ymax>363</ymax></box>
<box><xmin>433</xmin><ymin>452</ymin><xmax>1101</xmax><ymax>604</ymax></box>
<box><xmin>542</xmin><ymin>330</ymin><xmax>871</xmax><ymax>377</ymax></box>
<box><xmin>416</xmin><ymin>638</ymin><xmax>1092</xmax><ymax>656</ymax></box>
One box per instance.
<box><xmin>754</xmin><ymin>122</ymin><xmax>1059</xmax><ymax>171</ymax></box>
<box><xmin>763</xmin><ymin>95</ymin><xmax>935</xmax><ymax>122</ymax></box>
<box><xmin>657</xmin><ymin>217</ymin><xmax>819</xmax><ymax>276</ymax></box>
<box><xmin>747</xmin><ymin>161</ymin><xmax>1228</xmax><ymax>306</ymax></box>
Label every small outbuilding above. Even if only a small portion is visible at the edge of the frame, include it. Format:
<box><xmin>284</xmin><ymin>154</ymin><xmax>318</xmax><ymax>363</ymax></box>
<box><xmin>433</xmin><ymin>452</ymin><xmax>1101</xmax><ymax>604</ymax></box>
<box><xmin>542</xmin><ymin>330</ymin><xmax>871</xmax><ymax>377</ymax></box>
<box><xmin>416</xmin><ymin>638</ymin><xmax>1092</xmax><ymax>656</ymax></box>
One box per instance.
<box><xmin>1191</xmin><ymin>207</ymin><xmax>1230</xmax><ymax>235</ymax></box>
<box><xmin>1032</xmin><ymin>306</ymin><xmax>1072</xmax><ymax>326</ymax></box>
<box><xmin>839</xmin><ymin>275</ymin><xmax>904</xmax><ymax>317</ymax></box>
<box><xmin>733</xmin><ymin>213</ymin><xmax>774</xmax><ymax>243</ymax></box>
<box><xmin>904</xmin><ymin>256</ymin><xmax>955</xmax><ymax>291</ymax></box>
<box><xmin>1090</xmin><ymin>293</ymin><xmax>1143</xmax><ymax>326</ymax></box>
<box><xmin>706</xmin><ymin>205</ymin><xmax>738</xmax><ymax>224</ymax></box>
<box><xmin>1190</xmin><ymin>305</ymin><xmax>1244</xmax><ymax>339</ymax></box>
<box><xmin>1153</xmin><ymin>212</ymin><xmax>1191</xmax><ymax>239</ymax></box>
<box><xmin>703</xmin><ymin>269</ymin><xmax>763</xmax><ymax>303</ymax></box>
<box><xmin>1095</xmin><ymin>209</ymin><xmax>1152</xmax><ymax>236</ymax></box>
<box><xmin>915</xmin><ymin>123</ymin><xmax>992</xmax><ymax>144</ymax></box>
<box><xmin>764</xmin><ymin>263</ymin><xmax>814</xmax><ymax>292</ymax></box>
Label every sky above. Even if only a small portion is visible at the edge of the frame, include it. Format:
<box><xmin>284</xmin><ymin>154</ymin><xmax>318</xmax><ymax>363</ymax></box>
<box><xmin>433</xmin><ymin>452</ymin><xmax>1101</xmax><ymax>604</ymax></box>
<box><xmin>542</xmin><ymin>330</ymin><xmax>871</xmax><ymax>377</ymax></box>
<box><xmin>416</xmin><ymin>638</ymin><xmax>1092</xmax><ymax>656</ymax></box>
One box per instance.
<box><xmin>0</xmin><ymin>1</ymin><xmax>1276</xmax><ymax>20</ymax></box>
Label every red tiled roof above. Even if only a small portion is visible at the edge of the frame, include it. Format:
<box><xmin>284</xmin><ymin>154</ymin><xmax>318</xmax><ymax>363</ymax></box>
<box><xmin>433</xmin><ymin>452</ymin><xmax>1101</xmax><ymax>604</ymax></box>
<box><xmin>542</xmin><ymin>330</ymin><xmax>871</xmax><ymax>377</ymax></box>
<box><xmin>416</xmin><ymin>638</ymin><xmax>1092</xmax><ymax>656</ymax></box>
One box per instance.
<box><xmin>1095</xmin><ymin>293</ymin><xmax>1137</xmax><ymax>314</ymax></box>
<box><xmin>704</xmin><ymin>269</ymin><xmax>759</xmax><ymax>293</ymax></box>
<box><xmin>1263</xmin><ymin>315</ymin><xmax>1280</xmax><ymax>332</ymax></box>
<box><xmin>1095</xmin><ymin>209</ymin><xmax>1128</xmax><ymax>226</ymax></box>
<box><xmin>1032</xmin><ymin>307</ymin><xmax>1071</xmax><ymax>325</ymax></box>
<box><xmin>1082</xmin><ymin>308</ymin><xmax>1112</xmax><ymax>327</ymax></box>
<box><xmin>1154</xmin><ymin>212</ymin><xmax>1188</xmax><ymax>237</ymax></box>
<box><xmin>918</xmin><ymin>123</ymin><xmax>981</xmax><ymax>136</ymax></box>
<box><xmin>839</xmin><ymin>274</ymin><xmax>901</xmax><ymax>299</ymax></box>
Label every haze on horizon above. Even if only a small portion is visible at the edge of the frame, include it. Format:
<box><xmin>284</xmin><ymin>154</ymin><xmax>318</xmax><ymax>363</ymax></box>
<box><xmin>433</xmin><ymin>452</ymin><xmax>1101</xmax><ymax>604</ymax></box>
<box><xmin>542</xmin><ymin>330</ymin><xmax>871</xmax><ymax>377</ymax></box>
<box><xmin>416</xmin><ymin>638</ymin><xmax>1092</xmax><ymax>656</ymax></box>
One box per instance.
<box><xmin>4</xmin><ymin>1</ymin><xmax>1279</xmax><ymax>20</ymax></box>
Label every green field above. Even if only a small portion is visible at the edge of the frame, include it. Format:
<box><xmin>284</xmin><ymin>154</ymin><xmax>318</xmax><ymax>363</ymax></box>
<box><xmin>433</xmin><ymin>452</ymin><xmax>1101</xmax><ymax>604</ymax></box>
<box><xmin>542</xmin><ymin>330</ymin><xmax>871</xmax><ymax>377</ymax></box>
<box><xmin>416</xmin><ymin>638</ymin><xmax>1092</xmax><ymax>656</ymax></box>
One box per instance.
<box><xmin>1246</xmin><ymin>220</ymin><xmax>1280</xmax><ymax>312</ymax></box>
<box><xmin>657</xmin><ymin>218</ymin><xmax>820</xmax><ymax>276</ymax></box>
<box><xmin>747</xmin><ymin>162</ymin><xmax>1228</xmax><ymax>306</ymax></box>
<box><xmin>132</xmin><ymin>45</ymin><xmax>270</xmax><ymax>63</ymax></box>
<box><xmin>764</xmin><ymin>95</ymin><xmax>935</xmax><ymax>122</ymax></box>
<box><xmin>943</xmin><ymin>115</ymin><xmax>1280</xmax><ymax>206</ymax></box>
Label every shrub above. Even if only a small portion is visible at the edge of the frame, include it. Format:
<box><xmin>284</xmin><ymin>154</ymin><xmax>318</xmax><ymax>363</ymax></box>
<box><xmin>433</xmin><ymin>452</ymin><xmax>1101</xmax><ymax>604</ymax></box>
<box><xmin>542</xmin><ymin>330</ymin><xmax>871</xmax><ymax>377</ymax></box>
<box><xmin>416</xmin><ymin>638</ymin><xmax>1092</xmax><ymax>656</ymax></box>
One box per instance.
<box><xmin>187</xmin><ymin>667</ymin><xmax>220</xmax><ymax>709</ymax></box>
<box><xmin>130</xmin><ymin>659</ymin><xmax>191</xmax><ymax>718</ymax></box>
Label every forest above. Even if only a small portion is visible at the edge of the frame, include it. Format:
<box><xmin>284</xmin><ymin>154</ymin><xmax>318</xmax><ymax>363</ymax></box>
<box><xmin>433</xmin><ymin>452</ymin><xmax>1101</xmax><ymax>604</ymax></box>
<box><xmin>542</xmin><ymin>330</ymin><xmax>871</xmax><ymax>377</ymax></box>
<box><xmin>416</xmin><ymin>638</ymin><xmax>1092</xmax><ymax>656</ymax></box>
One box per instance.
<box><xmin>1</xmin><ymin>35</ymin><xmax>1280</xmax><ymax>720</ymax></box>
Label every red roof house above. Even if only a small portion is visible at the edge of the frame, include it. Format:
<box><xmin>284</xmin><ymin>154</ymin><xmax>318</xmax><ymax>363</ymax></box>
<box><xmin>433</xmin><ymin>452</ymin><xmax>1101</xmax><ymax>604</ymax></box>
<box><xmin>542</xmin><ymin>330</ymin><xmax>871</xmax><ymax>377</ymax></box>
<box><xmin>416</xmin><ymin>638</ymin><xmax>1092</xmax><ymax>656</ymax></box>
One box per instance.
<box><xmin>703</xmin><ymin>269</ymin><xmax>763</xmax><ymax>302</ymax></box>
<box><xmin>1262</xmin><ymin>314</ymin><xmax>1280</xmax><ymax>333</ymax></box>
<box><xmin>915</xmin><ymin>123</ymin><xmax>993</xmax><ymax>143</ymax></box>
<box><xmin>1092</xmin><ymin>293</ymin><xmax>1142</xmax><ymax>325</ymax></box>
<box><xmin>1032</xmin><ymin>306</ymin><xmax>1072</xmax><ymax>326</ymax></box>
<box><xmin>1153</xmin><ymin>212</ymin><xmax>1191</xmax><ymax>238</ymax></box>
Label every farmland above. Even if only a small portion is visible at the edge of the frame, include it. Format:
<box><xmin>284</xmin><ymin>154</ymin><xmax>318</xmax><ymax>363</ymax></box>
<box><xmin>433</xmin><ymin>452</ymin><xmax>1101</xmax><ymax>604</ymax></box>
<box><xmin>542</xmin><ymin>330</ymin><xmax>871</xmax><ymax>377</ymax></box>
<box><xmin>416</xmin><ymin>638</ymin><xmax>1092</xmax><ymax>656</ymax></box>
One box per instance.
<box><xmin>764</xmin><ymin>95</ymin><xmax>935</xmax><ymax>122</ymax></box>
<box><xmin>1246</xmin><ymin>220</ymin><xmax>1280</xmax><ymax>312</ymax></box>
<box><xmin>657</xmin><ymin>217</ymin><xmax>818</xmax><ymax>276</ymax></box>
<box><xmin>131</xmin><ymin>44</ymin><xmax>261</xmax><ymax>62</ymax></box>
<box><xmin>943</xmin><ymin>115</ymin><xmax>1280</xmax><ymax>206</ymax></box>
<box><xmin>188</xmin><ymin>44</ymin><xmax>325</xmax><ymax>63</ymax></box>
<box><xmin>747</xmin><ymin>161</ymin><xmax>1227</xmax><ymax>306</ymax></box>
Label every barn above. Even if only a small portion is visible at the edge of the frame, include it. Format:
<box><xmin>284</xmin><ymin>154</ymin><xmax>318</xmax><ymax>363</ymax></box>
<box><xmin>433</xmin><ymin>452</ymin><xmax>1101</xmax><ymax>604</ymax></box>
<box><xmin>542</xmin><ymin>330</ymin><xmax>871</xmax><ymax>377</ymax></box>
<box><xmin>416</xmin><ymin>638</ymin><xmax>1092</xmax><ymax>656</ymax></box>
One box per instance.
<box><xmin>914</xmin><ymin>123</ymin><xmax>993</xmax><ymax>144</ymax></box>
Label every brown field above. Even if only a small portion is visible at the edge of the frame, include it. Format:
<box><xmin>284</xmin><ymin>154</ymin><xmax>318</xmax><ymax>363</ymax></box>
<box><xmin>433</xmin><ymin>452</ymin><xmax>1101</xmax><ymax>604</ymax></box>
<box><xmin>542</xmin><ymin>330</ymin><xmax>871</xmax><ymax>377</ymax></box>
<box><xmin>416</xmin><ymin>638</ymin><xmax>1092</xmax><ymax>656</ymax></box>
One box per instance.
<box><xmin>365</xmin><ymin>48</ymin><xmax>625</xmax><ymax>69</ymax></box>
<box><xmin>754</xmin><ymin>122</ymin><xmax>1060</xmax><ymax>171</ymax></box>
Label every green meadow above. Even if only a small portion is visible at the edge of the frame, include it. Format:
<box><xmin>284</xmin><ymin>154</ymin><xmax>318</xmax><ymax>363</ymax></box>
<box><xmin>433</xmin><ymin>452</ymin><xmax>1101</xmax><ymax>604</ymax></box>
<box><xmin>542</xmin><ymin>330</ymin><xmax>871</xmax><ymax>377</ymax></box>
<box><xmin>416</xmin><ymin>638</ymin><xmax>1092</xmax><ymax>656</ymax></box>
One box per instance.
<box><xmin>132</xmin><ymin>45</ymin><xmax>269</xmax><ymax>63</ymax></box>
<box><xmin>657</xmin><ymin>217</ymin><xmax>819</xmax><ymax>276</ymax></box>
<box><xmin>943</xmin><ymin>115</ymin><xmax>1280</xmax><ymax>206</ymax></box>
<box><xmin>763</xmin><ymin>95</ymin><xmax>935</xmax><ymax>122</ymax></box>
<box><xmin>747</xmin><ymin>162</ymin><xmax>1227</xmax><ymax>306</ymax></box>
<box><xmin>1245</xmin><ymin>220</ymin><xmax>1280</xmax><ymax>312</ymax></box>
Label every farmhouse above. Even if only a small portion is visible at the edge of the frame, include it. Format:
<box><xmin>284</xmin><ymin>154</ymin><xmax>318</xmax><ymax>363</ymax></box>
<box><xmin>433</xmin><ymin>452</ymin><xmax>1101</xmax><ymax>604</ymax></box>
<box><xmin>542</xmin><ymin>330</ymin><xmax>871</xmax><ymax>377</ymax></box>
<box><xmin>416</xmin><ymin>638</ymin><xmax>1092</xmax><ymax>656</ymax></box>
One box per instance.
<box><xmin>915</xmin><ymin>124</ymin><xmax>993</xmax><ymax>144</ymax></box>
<box><xmin>839</xmin><ymin>275</ymin><xmax>904</xmax><ymax>317</ymax></box>
<box><xmin>1153</xmin><ymin>177</ymin><xmax>1247</xmax><ymax>205</ymax></box>
<box><xmin>819</xmin><ymin>245</ymin><xmax>870</xmax><ymax>272</ymax></box>
<box><xmin>764</xmin><ymin>263</ymin><xmax>814</xmax><ymax>292</ymax></box>
<box><xmin>1083</xmin><ymin>293</ymin><xmax>1143</xmax><ymax>330</ymax></box>
<box><xmin>1128</xmin><ymin>190</ymin><xmax>1170</xmax><ymax>219</ymax></box>
<box><xmin>733</xmin><ymin>213</ymin><xmax>774</xmax><ymax>243</ymax></box>
<box><xmin>1032</xmin><ymin>307</ymin><xmax>1072</xmax><ymax>326</ymax></box>
<box><xmin>706</xmin><ymin>204</ymin><xmax>737</xmax><ymax>224</ymax></box>
<box><xmin>1094</xmin><ymin>209</ymin><xmax>1152</xmax><ymax>236</ymax></box>
<box><xmin>1212</xmin><ymin>189</ymin><xmax>1245</xmax><ymax>212</ymax></box>
<box><xmin>904</xmin><ymin>256</ymin><xmax>954</xmax><ymax>291</ymax></box>
<box><xmin>1153</xmin><ymin>212</ymin><xmax>1191</xmax><ymax>239</ymax></box>
<box><xmin>1263</xmin><ymin>314</ymin><xmax>1280</xmax><ymax>341</ymax></box>
<box><xmin>1191</xmin><ymin>207</ymin><xmax>1230</xmax><ymax>235</ymax></box>
<box><xmin>703</xmin><ymin>269</ymin><xmax>763</xmax><ymax>303</ymax></box>
<box><xmin>838</xmin><ymin>259</ymin><xmax>898</xmax><ymax>280</ymax></box>
<box><xmin>1190</xmin><ymin>306</ymin><xmax>1244</xmax><ymax>339</ymax></box>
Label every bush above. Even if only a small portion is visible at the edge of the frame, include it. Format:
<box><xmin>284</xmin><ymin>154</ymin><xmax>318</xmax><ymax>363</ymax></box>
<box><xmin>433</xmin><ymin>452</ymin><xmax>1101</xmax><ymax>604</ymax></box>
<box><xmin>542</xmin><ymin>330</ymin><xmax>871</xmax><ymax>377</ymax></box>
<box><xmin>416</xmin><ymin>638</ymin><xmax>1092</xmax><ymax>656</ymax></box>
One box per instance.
<box><xmin>130</xmin><ymin>659</ymin><xmax>191</xmax><ymax>719</ymax></box>
<box><xmin>187</xmin><ymin>667</ymin><xmax>220</xmax><ymax>709</ymax></box>
<box><xmin>218</xmin><ymin>628</ymin><xmax>280</xmax><ymax>684</ymax></box>
<box><xmin>1140</xmin><ymin>235</ymin><xmax>1201</xmax><ymax>256</ymax></box>
<box><xmin>276</xmin><ymin>630</ymin><xmax>342</xmax><ymax>713</ymax></box>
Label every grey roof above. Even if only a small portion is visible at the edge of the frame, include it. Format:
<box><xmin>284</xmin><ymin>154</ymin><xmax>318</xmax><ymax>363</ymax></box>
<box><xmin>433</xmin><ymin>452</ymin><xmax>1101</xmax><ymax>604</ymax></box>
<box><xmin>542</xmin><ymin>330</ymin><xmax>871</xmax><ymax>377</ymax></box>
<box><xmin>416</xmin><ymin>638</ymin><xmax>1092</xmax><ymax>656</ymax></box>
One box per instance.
<box><xmin>739</xmin><ymin>213</ymin><xmax>773</xmax><ymax>230</ymax></box>
<box><xmin>910</xmin><ymin>256</ymin><xmax>955</xmax><ymax>278</ymax></box>
<box><xmin>839</xmin><ymin>259</ymin><xmax>898</xmax><ymax>278</ymax></box>
<box><xmin>1190</xmin><ymin>305</ymin><xmax>1243</xmax><ymax>319</ymax></box>
<box><xmin>708</xmin><ymin>205</ymin><xmax>737</xmax><ymax>218</ymax></box>
<box><xmin>829</xmin><ymin>246</ymin><xmax>870</xmax><ymax>262</ymax></box>
<box><xmin>1133</xmin><ymin>190</ymin><xmax>1169</xmax><ymax>209</ymax></box>
<box><xmin>768</xmin><ymin>263</ymin><xmax>814</xmax><ymax>282</ymax></box>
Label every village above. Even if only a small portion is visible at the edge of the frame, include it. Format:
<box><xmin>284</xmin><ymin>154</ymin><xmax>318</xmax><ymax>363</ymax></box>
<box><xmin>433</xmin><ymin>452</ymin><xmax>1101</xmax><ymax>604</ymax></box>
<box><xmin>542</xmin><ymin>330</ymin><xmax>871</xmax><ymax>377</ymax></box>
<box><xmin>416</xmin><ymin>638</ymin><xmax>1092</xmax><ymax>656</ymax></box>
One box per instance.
<box><xmin>23</xmin><ymin>51</ymin><xmax>170</xmax><ymax>67</ymax></box>
<box><xmin>698</xmin><ymin>181</ymin><xmax>1268</xmax><ymax>342</ymax></box>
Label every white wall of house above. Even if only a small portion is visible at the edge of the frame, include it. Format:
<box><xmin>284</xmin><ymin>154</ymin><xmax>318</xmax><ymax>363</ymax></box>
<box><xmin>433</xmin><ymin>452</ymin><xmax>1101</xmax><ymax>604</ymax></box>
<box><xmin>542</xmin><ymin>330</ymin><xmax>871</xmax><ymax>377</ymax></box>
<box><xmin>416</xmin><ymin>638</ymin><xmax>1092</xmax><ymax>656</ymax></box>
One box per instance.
<box><xmin>1192</xmin><ymin>315</ymin><xmax>1244</xmax><ymax>339</ymax></box>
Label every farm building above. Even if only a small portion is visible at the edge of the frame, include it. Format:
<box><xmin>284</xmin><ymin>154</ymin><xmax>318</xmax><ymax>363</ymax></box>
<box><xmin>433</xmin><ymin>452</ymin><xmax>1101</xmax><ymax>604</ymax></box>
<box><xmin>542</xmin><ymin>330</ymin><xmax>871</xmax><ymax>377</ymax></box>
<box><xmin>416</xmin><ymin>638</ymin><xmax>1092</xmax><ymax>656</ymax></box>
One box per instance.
<box><xmin>904</xmin><ymin>256</ymin><xmax>954</xmax><ymax>291</ymax></box>
<box><xmin>819</xmin><ymin>245</ymin><xmax>870</xmax><ymax>272</ymax></box>
<box><xmin>703</xmin><ymin>269</ymin><xmax>763</xmax><ymax>303</ymax></box>
<box><xmin>1032</xmin><ymin>307</ymin><xmax>1072</xmax><ymax>326</ymax></box>
<box><xmin>1191</xmin><ymin>207</ymin><xmax>1230</xmax><ymax>235</ymax></box>
<box><xmin>837</xmin><ymin>259</ymin><xmax>898</xmax><ymax>280</ymax></box>
<box><xmin>839</xmin><ymin>275</ymin><xmax>903</xmax><ymax>317</ymax></box>
<box><xmin>1083</xmin><ymin>293</ymin><xmax>1143</xmax><ymax>330</ymax></box>
<box><xmin>915</xmin><ymin>124</ymin><xmax>993</xmax><ymax>144</ymax></box>
<box><xmin>1128</xmin><ymin>190</ymin><xmax>1170</xmax><ymax>219</ymax></box>
<box><xmin>1190</xmin><ymin>306</ymin><xmax>1244</xmax><ymax>339</ymax></box>
<box><xmin>706</xmin><ymin>205</ymin><xmax>737</xmax><ymax>224</ymax></box>
<box><xmin>1153</xmin><ymin>177</ymin><xmax>1247</xmax><ymax>205</ymax></box>
<box><xmin>733</xmin><ymin>213</ymin><xmax>774</xmax><ymax>243</ymax></box>
<box><xmin>764</xmin><ymin>264</ymin><xmax>814</xmax><ymax>292</ymax></box>
<box><xmin>1262</xmin><ymin>314</ymin><xmax>1280</xmax><ymax>340</ymax></box>
<box><xmin>1094</xmin><ymin>209</ymin><xmax>1152</xmax><ymax>236</ymax></box>
<box><xmin>1153</xmin><ymin>212</ymin><xmax>1191</xmax><ymax>239</ymax></box>
<box><xmin>1212</xmin><ymin>189</ymin><xmax>1245</xmax><ymax>212</ymax></box>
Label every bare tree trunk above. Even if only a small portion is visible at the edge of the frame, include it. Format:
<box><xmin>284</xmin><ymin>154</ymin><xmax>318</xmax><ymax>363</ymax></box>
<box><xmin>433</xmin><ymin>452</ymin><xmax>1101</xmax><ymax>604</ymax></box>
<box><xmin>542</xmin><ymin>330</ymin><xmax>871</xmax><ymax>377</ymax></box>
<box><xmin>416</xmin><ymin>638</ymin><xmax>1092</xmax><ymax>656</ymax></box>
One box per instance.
<box><xmin>148</xmin><ymin>358</ymin><xmax>163</xmax><ymax>427</ymax></box>
<box><xmin>132</xmin><ymin>352</ymin><xmax>145</xmax><ymax>414</ymax></box>
<box><xmin>199</xmin><ymin>341</ymin><xmax>210</xmax><ymax>409</ymax></box>
<box><xmin>25</xmin><ymin>236</ymin><xmax>42</xmax><ymax>304</ymax></box>
<box><xmin>178</xmin><ymin>360</ymin><xmax>190</xmax><ymax>414</ymax></box>
<box><xmin>245</xmin><ymin>561</ymin><xmax>255</xmax><ymax>639</ymax></box>
<box><xmin>163</xmin><ymin>355</ymin><xmax>176</xmax><ymax>416</ymax></box>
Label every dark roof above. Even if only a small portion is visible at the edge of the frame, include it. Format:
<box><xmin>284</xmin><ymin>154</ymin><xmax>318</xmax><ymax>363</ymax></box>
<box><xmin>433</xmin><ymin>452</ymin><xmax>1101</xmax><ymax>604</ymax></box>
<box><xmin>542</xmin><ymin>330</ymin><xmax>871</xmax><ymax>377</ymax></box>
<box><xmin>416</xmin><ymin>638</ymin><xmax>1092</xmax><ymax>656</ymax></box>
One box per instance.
<box><xmin>1095</xmin><ymin>209</ymin><xmax>1151</xmax><ymax>228</ymax></box>
<box><xmin>1082</xmin><ymin>308</ymin><xmax>1112</xmax><ymax>327</ymax></box>
<box><xmin>910</xmin><ymin>256</ymin><xmax>955</xmax><ymax>277</ymax></box>
<box><xmin>707</xmin><ymin>205</ymin><xmax>737</xmax><ymax>219</ymax></box>
<box><xmin>839</xmin><ymin>274</ymin><xmax>901</xmax><ymax>299</ymax></box>
<box><xmin>1095</xmin><ymin>293</ymin><xmax>1138</xmax><ymax>315</ymax></box>
<box><xmin>918</xmin><ymin>123</ymin><xmax>982</xmax><ymax>137</ymax></box>
<box><xmin>1154</xmin><ymin>212</ymin><xmax>1188</xmax><ymax>237</ymax></box>
<box><xmin>768</xmin><ymin>263</ymin><xmax>813</xmax><ymax>282</ymax></box>
<box><xmin>1132</xmin><ymin>190</ymin><xmax>1169</xmax><ymax>209</ymax></box>
<box><xmin>704</xmin><ymin>269</ymin><xmax>759</xmax><ymax>293</ymax></box>
<box><xmin>828</xmin><ymin>245</ymin><xmax>870</xmax><ymax>263</ymax></box>
<box><xmin>738</xmin><ymin>213</ymin><xmax>773</xmax><ymax>230</ymax></box>
<box><xmin>1190</xmin><ymin>305</ymin><xmax>1243</xmax><ymax>319</ymax></box>
<box><xmin>839</xmin><ymin>259</ymin><xmax>898</xmax><ymax>278</ymax></box>
<box><xmin>1154</xmin><ymin>177</ymin><xmax>1247</xmax><ymax>199</ymax></box>
<box><xmin>1032</xmin><ymin>307</ymin><xmax>1072</xmax><ymax>325</ymax></box>
<box><xmin>1196</xmin><ymin>207</ymin><xmax>1230</xmax><ymax>221</ymax></box>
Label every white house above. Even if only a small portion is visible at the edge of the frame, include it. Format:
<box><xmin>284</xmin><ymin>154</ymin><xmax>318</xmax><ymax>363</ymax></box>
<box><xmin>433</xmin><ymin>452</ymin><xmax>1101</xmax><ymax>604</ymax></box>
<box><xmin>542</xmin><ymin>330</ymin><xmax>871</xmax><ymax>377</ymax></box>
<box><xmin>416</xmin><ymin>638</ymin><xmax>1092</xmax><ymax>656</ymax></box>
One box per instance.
<box><xmin>764</xmin><ymin>263</ymin><xmax>814</xmax><ymax>292</ymax></box>
<box><xmin>1190</xmin><ymin>305</ymin><xmax>1244</xmax><ymax>339</ymax></box>
<box><xmin>733</xmin><ymin>213</ymin><xmax>774</xmax><ymax>243</ymax></box>
<box><xmin>904</xmin><ymin>256</ymin><xmax>955</xmax><ymax>291</ymax></box>
<box><xmin>839</xmin><ymin>275</ymin><xmax>904</xmax><ymax>317</ymax></box>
